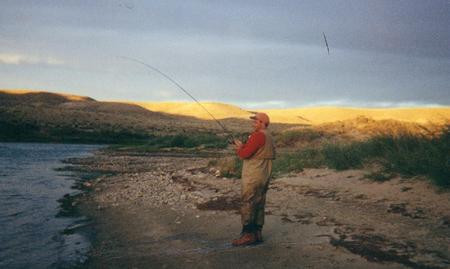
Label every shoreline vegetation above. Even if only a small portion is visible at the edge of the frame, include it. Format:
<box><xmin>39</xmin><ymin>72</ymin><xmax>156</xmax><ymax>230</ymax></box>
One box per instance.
<box><xmin>108</xmin><ymin>127</ymin><xmax>449</xmax><ymax>189</ymax></box>
<box><xmin>5</xmin><ymin>125</ymin><xmax>446</xmax><ymax>188</ymax></box>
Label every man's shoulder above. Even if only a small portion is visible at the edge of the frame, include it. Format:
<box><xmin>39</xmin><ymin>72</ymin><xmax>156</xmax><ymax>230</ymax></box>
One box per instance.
<box><xmin>251</xmin><ymin>130</ymin><xmax>266</xmax><ymax>138</ymax></box>
<box><xmin>250</xmin><ymin>131</ymin><xmax>266</xmax><ymax>147</ymax></box>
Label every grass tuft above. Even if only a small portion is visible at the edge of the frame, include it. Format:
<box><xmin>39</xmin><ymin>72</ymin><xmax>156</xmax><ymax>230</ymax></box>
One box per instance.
<box><xmin>272</xmin><ymin>149</ymin><xmax>323</xmax><ymax>176</ymax></box>
<box><xmin>321</xmin><ymin>127</ymin><xmax>449</xmax><ymax>188</ymax></box>
<box><xmin>112</xmin><ymin>132</ymin><xmax>229</xmax><ymax>151</ymax></box>
<box><xmin>208</xmin><ymin>156</ymin><xmax>242</xmax><ymax>178</ymax></box>
<box><xmin>271</xmin><ymin>126</ymin><xmax>449</xmax><ymax>188</ymax></box>
<box><xmin>276</xmin><ymin>128</ymin><xmax>323</xmax><ymax>146</ymax></box>
<box><xmin>365</xmin><ymin>172</ymin><xmax>394</xmax><ymax>182</ymax></box>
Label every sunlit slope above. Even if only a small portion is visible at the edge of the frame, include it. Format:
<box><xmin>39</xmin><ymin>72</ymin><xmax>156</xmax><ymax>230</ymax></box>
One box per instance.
<box><xmin>4</xmin><ymin>89</ymin><xmax>448</xmax><ymax>125</ymax></box>
<box><xmin>135</xmin><ymin>102</ymin><xmax>449</xmax><ymax>125</ymax></box>
<box><xmin>134</xmin><ymin>102</ymin><xmax>253</xmax><ymax>120</ymax></box>
<box><xmin>262</xmin><ymin>107</ymin><xmax>450</xmax><ymax>125</ymax></box>
<box><xmin>0</xmin><ymin>88</ymin><xmax>93</xmax><ymax>102</ymax></box>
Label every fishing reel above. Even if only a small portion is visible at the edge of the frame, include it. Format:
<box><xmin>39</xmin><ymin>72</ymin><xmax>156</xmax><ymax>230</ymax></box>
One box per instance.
<box><xmin>227</xmin><ymin>133</ymin><xmax>249</xmax><ymax>145</ymax></box>
<box><xmin>227</xmin><ymin>135</ymin><xmax>236</xmax><ymax>145</ymax></box>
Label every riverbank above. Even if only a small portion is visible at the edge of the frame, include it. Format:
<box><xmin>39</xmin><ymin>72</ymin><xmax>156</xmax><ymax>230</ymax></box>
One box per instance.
<box><xmin>68</xmin><ymin>148</ymin><xmax>450</xmax><ymax>269</ymax></box>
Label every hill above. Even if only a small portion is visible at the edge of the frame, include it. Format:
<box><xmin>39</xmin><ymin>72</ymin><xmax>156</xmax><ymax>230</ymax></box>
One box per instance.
<box><xmin>1</xmin><ymin>89</ymin><xmax>449</xmax><ymax>144</ymax></box>
<box><xmin>0</xmin><ymin>89</ymin><xmax>94</xmax><ymax>104</ymax></box>
<box><xmin>0</xmin><ymin>89</ymin><xmax>291</xmax><ymax>143</ymax></box>
<box><xmin>134</xmin><ymin>101</ymin><xmax>252</xmax><ymax>120</ymax></box>
<box><xmin>135</xmin><ymin>101</ymin><xmax>450</xmax><ymax>125</ymax></box>
<box><xmin>263</xmin><ymin>107</ymin><xmax>450</xmax><ymax>125</ymax></box>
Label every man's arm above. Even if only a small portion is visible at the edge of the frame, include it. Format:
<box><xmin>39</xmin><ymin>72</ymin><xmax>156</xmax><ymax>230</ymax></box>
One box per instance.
<box><xmin>236</xmin><ymin>132</ymin><xmax>265</xmax><ymax>159</ymax></box>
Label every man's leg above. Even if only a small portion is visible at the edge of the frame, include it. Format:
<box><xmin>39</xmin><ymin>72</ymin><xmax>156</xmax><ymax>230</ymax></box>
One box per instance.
<box><xmin>254</xmin><ymin>180</ymin><xmax>269</xmax><ymax>242</ymax></box>
<box><xmin>254</xmin><ymin>202</ymin><xmax>265</xmax><ymax>242</ymax></box>
<box><xmin>232</xmin><ymin>179</ymin><xmax>261</xmax><ymax>246</ymax></box>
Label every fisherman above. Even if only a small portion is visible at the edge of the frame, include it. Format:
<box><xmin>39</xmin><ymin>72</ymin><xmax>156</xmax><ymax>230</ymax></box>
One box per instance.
<box><xmin>232</xmin><ymin>112</ymin><xmax>276</xmax><ymax>246</ymax></box>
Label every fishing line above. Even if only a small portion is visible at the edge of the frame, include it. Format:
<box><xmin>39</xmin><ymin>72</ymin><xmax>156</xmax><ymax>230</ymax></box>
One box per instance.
<box><xmin>117</xmin><ymin>56</ymin><xmax>234</xmax><ymax>142</ymax></box>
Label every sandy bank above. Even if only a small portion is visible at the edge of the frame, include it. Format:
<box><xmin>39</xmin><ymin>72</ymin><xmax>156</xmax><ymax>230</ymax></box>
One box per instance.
<box><xmin>72</xmin><ymin>150</ymin><xmax>450</xmax><ymax>269</ymax></box>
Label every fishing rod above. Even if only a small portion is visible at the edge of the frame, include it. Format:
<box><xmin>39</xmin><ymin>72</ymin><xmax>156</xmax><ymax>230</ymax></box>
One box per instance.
<box><xmin>118</xmin><ymin>56</ymin><xmax>235</xmax><ymax>143</ymax></box>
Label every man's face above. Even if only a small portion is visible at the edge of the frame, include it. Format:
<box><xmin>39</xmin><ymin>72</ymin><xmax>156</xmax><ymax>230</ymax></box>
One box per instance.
<box><xmin>253</xmin><ymin>118</ymin><xmax>265</xmax><ymax>131</ymax></box>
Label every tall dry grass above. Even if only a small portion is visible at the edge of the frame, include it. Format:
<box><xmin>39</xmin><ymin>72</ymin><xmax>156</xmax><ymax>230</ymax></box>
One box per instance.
<box><xmin>273</xmin><ymin>126</ymin><xmax>450</xmax><ymax>188</ymax></box>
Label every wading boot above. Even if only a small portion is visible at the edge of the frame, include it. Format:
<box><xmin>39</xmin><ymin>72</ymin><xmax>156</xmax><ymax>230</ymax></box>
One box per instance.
<box><xmin>255</xmin><ymin>230</ymin><xmax>263</xmax><ymax>243</ymax></box>
<box><xmin>232</xmin><ymin>233</ymin><xmax>256</xmax><ymax>247</ymax></box>
<box><xmin>255</xmin><ymin>225</ymin><xmax>263</xmax><ymax>243</ymax></box>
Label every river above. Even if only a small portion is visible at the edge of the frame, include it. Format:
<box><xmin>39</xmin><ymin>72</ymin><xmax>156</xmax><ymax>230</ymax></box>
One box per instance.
<box><xmin>0</xmin><ymin>143</ymin><xmax>102</xmax><ymax>268</ymax></box>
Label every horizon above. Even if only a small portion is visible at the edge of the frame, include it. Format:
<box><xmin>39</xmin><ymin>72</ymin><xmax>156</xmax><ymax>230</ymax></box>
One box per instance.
<box><xmin>2</xmin><ymin>88</ymin><xmax>449</xmax><ymax>111</ymax></box>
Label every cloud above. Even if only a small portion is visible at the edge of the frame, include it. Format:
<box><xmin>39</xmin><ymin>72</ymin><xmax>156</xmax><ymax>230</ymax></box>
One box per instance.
<box><xmin>238</xmin><ymin>100</ymin><xmax>288</xmax><ymax>109</ymax></box>
<box><xmin>152</xmin><ymin>89</ymin><xmax>176</xmax><ymax>99</ymax></box>
<box><xmin>302</xmin><ymin>99</ymin><xmax>445</xmax><ymax>108</ymax></box>
<box><xmin>0</xmin><ymin>53</ymin><xmax>63</xmax><ymax>65</ymax></box>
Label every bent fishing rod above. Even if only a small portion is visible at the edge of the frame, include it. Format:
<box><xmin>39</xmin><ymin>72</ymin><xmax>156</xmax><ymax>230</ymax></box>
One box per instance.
<box><xmin>118</xmin><ymin>56</ymin><xmax>235</xmax><ymax>143</ymax></box>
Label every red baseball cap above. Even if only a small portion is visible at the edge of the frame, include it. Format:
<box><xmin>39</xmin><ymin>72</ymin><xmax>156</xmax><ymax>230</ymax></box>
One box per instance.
<box><xmin>250</xmin><ymin>112</ymin><xmax>270</xmax><ymax>126</ymax></box>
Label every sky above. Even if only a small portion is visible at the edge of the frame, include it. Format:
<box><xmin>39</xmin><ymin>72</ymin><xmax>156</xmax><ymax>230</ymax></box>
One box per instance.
<box><xmin>0</xmin><ymin>0</ymin><xmax>449</xmax><ymax>108</ymax></box>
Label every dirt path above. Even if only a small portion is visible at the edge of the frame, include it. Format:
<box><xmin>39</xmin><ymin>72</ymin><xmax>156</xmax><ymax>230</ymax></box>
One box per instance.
<box><xmin>72</xmin><ymin>150</ymin><xmax>450</xmax><ymax>269</ymax></box>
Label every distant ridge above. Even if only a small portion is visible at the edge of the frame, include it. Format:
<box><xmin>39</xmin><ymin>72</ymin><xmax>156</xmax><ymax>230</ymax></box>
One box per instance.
<box><xmin>135</xmin><ymin>101</ymin><xmax>450</xmax><ymax>125</ymax></box>
<box><xmin>1</xmin><ymin>89</ymin><xmax>449</xmax><ymax>125</ymax></box>
<box><xmin>1</xmin><ymin>89</ymin><xmax>449</xmax><ymax>143</ymax></box>
<box><xmin>262</xmin><ymin>107</ymin><xmax>450</xmax><ymax>125</ymax></box>
<box><xmin>134</xmin><ymin>101</ymin><xmax>252</xmax><ymax>120</ymax></box>
<box><xmin>0</xmin><ymin>89</ymin><xmax>94</xmax><ymax>103</ymax></box>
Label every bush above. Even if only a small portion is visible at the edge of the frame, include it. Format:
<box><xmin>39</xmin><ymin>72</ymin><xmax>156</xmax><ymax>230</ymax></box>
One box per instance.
<box><xmin>272</xmin><ymin>126</ymin><xmax>449</xmax><ymax>188</ymax></box>
<box><xmin>210</xmin><ymin>156</ymin><xmax>242</xmax><ymax>178</ymax></box>
<box><xmin>321</xmin><ymin>127</ymin><xmax>449</xmax><ymax>188</ymax></box>
<box><xmin>0</xmin><ymin>119</ymin><xmax>152</xmax><ymax>144</ymax></box>
<box><xmin>365</xmin><ymin>171</ymin><xmax>393</xmax><ymax>182</ymax></box>
<box><xmin>272</xmin><ymin>149</ymin><xmax>323</xmax><ymax>176</ymax></box>
<box><xmin>277</xmin><ymin>128</ymin><xmax>322</xmax><ymax>146</ymax></box>
<box><xmin>322</xmin><ymin>143</ymin><xmax>367</xmax><ymax>170</ymax></box>
<box><xmin>139</xmin><ymin>132</ymin><xmax>228</xmax><ymax>149</ymax></box>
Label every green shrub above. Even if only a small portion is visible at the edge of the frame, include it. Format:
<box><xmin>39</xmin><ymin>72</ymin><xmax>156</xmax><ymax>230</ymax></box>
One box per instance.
<box><xmin>277</xmin><ymin>128</ymin><xmax>322</xmax><ymax>146</ymax></box>
<box><xmin>365</xmin><ymin>172</ymin><xmax>393</xmax><ymax>182</ymax></box>
<box><xmin>321</xmin><ymin>127</ymin><xmax>449</xmax><ymax>188</ymax></box>
<box><xmin>322</xmin><ymin>143</ymin><xmax>365</xmax><ymax>170</ymax></box>
<box><xmin>122</xmin><ymin>132</ymin><xmax>228</xmax><ymax>150</ymax></box>
<box><xmin>210</xmin><ymin>156</ymin><xmax>243</xmax><ymax>178</ymax></box>
<box><xmin>165</xmin><ymin>133</ymin><xmax>228</xmax><ymax>149</ymax></box>
<box><xmin>272</xmin><ymin>126</ymin><xmax>449</xmax><ymax>188</ymax></box>
<box><xmin>272</xmin><ymin>149</ymin><xmax>323</xmax><ymax>176</ymax></box>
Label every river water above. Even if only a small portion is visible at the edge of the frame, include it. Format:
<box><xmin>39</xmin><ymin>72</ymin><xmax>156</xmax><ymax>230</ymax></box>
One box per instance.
<box><xmin>0</xmin><ymin>143</ymin><xmax>102</xmax><ymax>268</ymax></box>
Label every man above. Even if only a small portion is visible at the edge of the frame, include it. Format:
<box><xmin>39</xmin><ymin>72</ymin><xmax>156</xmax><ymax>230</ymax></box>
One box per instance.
<box><xmin>232</xmin><ymin>112</ymin><xmax>276</xmax><ymax>246</ymax></box>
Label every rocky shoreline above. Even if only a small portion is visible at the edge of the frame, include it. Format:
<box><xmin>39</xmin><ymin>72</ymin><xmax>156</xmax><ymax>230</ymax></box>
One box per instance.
<box><xmin>70</xmin><ymin>148</ymin><xmax>450</xmax><ymax>269</ymax></box>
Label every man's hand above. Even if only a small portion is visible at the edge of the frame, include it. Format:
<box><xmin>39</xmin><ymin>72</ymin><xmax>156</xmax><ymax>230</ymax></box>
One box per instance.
<box><xmin>233</xmin><ymin>139</ymin><xmax>243</xmax><ymax>151</ymax></box>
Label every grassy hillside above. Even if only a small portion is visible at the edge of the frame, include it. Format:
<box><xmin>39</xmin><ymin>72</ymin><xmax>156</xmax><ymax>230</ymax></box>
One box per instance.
<box><xmin>0</xmin><ymin>89</ymin><xmax>217</xmax><ymax>143</ymax></box>
<box><xmin>134</xmin><ymin>101</ymin><xmax>252</xmax><ymax>120</ymax></box>
<box><xmin>0</xmin><ymin>89</ymin><xmax>290</xmax><ymax>143</ymax></box>
<box><xmin>1</xmin><ymin>89</ymin><xmax>448</xmax><ymax>145</ymax></box>
<box><xmin>263</xmin><ymin>107</ymin><xmax>450</xmax><ymax>125</ymax></box>
<box><xmin>133</xmin><ymin>101</ymin><xmax>450</xmax><ymax>125</ymax></box>
<box><xmin>1</xmin><ymin>89</ymin><xmax>94</xmax><ymax>103</ymax></box>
